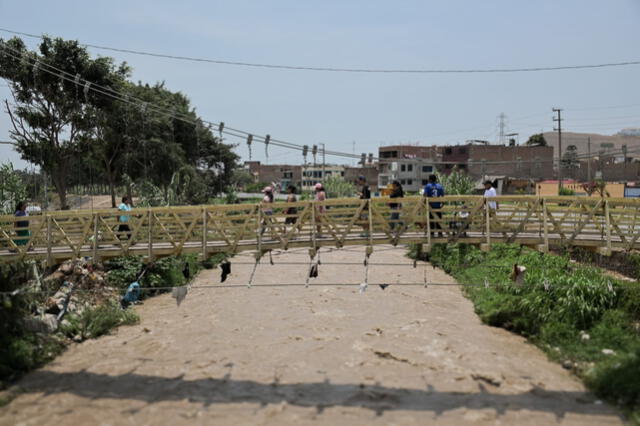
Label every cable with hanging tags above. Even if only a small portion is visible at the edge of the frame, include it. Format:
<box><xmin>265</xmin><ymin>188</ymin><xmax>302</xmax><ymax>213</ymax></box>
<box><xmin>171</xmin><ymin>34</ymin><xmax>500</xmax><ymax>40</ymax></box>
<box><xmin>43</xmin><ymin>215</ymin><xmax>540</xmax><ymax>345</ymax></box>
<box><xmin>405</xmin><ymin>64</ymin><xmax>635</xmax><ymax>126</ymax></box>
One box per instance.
<box><xmin>302</xmin><ymin>145</ymin><xmax>309</xmax><ymax>164</ymax></box>
<box><xmin>424</xmin><ymin>260</ymin><xmax>428</xmax><ymax>288</ymax></box>
<box><xmin>74</xmin><ymin>73</ymin><xmax>81</xmax><ymax>100</ymax></box>
<box><xmin>247</xmin><ymin>134</ymin><xmax>253</xmax><ymax>160</ymax></box>
<box><xmin>264</xmin><ymin>134</ymin><xmax>270</xmax><ymax>162</ymax></box>
<box><xmin>218</xmin><ymin>122</ymin><xmax>224</xmax><ymax>140</ymax></box>
<box><xmin>247</xmin><ymin>256</ymin><xmax>259</xmax><ymax>289</ymax></box>
<box><xmin>312</xmin><ymin>144</ymin><xmax>318</xmax><ymax>165</ymax></box>
<box><xmin>32</xmin><ymin>60</ymin><xmax>39</xmax><ymax>88</ymax></box>
<box><xmin>83</xmin><ymin>81</ymin><xmax>91</xmax><ymax>103</ymax></box>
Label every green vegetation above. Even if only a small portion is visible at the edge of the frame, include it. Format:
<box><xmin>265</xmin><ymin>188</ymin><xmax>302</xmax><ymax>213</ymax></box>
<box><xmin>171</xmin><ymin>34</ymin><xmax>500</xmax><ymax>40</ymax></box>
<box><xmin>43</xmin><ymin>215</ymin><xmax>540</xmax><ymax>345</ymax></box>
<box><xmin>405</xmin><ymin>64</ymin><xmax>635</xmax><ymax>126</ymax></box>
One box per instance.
<box><xmin>0</xmin><ymin>262</ymin><xmax>64</xmax><ymax>383</ymax></box>
<box><xmin>323</xmin><ymin>175</ymin><xmax>355</xmax><ymax>198</ymax></box>
<box><xmin>436</xmin><ymin>166</ymin><xmax>475</xmax><ymax>195</ymax></box>
<box><xmin>526</xmin><ymin>133</ymin><xmax>548</xmax><ymax>147</ymax></box>
<box><xmin>104</xmin><ymin>253</ymin><xmax>201</xmax><ymax>291</ymax></box>
<box><xmin>60</xmin><ymin>300</ymin><xmax>138</xmax><ymax>340</ymax></box>
<box><xmin>410</xmin><ymin>243</ymin><xmax>640</xmax><ymax>420</ymax></box>
<box><xmin>559</xmin><ymin>186</ymin><xmax>576</xmax><ymax>196</ymax></box>
<box><xmin>0</xmin><ymin>163</ymin><xmax>27</xmax><ymax>214</ymax></box>
<box><xmin>0</xmin><ymin>35</ymin><xmax>239</xmax><ymax>209</ymax></box>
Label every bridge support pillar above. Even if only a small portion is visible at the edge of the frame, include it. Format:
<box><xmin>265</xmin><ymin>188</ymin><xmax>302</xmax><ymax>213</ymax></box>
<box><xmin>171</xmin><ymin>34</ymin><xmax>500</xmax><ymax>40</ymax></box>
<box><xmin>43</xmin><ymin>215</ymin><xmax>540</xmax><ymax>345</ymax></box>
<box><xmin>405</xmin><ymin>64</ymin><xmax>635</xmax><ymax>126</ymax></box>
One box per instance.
<box><xmin>480</xmin><ymin>243</ymin><xmax>490</xmax><ymax>252</ymax></box>
<box><xmin>421</xmin><ymin>244</ymin><xmax>431</xmax><ymax>254</ymax></box>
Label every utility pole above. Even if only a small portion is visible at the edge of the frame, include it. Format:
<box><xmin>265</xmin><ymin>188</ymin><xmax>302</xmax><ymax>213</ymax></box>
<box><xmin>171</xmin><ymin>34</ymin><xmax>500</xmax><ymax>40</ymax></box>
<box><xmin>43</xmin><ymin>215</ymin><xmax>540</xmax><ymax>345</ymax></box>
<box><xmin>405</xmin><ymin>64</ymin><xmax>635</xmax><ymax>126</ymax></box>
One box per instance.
<box><xmin>498</xmin><ymin>113</ymin><xmax>506</xmax><ymax>145</ymax></box>
<box><xmin>553</xmin><ymin>108</ymin><xmax>563</xmax><ymax>192</ymax></box>
<box><xmin>587</xmin><ymin>137</ymin><xmax>591</xmax><ymax>182</ymax></box>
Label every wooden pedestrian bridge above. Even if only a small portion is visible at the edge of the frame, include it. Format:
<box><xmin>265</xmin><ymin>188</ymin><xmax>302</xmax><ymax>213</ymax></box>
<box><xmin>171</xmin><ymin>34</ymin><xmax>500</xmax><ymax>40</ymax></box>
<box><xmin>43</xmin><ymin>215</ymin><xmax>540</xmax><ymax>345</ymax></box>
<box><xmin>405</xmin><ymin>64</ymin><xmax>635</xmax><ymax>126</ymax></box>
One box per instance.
<box><xmin>2</xmin><ymin>195</ymin><xmax>639</xmax><ymax>265</ymax></box>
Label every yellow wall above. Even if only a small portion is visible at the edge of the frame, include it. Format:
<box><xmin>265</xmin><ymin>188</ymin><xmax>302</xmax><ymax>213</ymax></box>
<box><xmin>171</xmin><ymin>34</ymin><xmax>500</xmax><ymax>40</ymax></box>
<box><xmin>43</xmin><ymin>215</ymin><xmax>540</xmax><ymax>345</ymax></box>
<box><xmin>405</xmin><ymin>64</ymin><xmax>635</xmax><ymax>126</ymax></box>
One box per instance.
<box><xmin>535</xmin><ymin>182</ymin><xmax>625</xmax><ymax>197</ymax></box>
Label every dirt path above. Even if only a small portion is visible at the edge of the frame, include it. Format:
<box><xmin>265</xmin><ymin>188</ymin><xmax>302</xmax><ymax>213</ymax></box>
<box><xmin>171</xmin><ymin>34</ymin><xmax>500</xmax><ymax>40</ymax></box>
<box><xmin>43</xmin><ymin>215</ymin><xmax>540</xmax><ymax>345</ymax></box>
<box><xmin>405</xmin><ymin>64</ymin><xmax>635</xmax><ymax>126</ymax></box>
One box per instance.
<box><xmin>1</xmin><ymin>246</ymin><xmax>623</xmax><ymax>425</ymax></box>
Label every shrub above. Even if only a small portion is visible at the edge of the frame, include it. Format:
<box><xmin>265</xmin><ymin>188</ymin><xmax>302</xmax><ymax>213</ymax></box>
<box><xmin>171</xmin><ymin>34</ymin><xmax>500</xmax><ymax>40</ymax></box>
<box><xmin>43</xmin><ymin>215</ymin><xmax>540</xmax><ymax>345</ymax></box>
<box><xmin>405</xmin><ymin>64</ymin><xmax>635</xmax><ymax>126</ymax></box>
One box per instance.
<box><xmin>60</xmin><ymin>300</ymin><xmax>139</xmax><ymax>340</ymax></box>
<box><xmin>413</xmin><ymin>242</ymin><xmax>640</xmax><ymax>415</ymax></box>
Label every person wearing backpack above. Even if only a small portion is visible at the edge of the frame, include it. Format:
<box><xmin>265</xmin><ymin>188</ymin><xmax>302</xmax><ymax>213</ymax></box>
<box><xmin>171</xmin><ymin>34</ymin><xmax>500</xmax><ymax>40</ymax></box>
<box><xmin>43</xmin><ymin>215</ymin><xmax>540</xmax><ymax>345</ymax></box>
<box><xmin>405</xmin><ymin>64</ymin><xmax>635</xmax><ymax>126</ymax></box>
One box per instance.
<box><xmin>423</xmin><ymin>174</ymin><xmax>445</xmax><ymax>237</ymax></box>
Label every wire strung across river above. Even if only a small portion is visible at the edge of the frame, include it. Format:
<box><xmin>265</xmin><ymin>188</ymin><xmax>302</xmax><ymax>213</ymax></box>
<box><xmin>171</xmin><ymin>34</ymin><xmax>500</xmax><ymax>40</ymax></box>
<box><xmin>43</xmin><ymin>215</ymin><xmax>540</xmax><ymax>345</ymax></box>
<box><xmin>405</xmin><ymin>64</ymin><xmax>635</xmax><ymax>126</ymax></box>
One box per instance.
<box><xmin>1</xmin><ymin>279</ymin><xmax>637</xmax><ymax>297</ymax></box>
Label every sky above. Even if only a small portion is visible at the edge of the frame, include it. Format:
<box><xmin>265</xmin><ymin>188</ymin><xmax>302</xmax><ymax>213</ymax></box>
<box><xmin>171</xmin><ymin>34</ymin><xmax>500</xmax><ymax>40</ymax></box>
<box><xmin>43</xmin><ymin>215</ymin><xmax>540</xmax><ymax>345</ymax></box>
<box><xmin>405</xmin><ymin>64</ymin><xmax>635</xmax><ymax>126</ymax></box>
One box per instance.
<box><xmin>1</xmin><ymin>0</ymin><xmax>639</xmax><ymax>168</ymax></box>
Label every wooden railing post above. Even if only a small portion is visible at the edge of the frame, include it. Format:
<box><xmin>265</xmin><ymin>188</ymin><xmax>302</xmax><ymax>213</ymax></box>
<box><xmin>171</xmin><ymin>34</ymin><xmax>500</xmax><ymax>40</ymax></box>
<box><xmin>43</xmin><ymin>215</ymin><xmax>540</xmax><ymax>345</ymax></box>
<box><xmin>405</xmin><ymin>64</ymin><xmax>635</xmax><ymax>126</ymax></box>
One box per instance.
<box><xmin>92</xmin><ymin>212</ymin><xmax>99</xmax><ymax>261</ymax></box>
<box><xmin>482</xmin><ymin>200</ymin><xmax>491</xmax><ymax>252</ymax></box>
<box><xmin>202</xmin><ymin>206</ymin><xmax>208</xmax><ymax>260</ymax></box>
<box><xmin>605</xmin><ymin>199</ymin><xmax>612</xmax><ymax>254</ymax></box>
<box><xmin>147</xmin><ymin>208</ymin><xmax>153</xmax><ymax>261</ymax></box>
<box><xmin>311</xmin><ymin>200</ymin><xmax>317</xmax><ymax>249</ymax></box>
<box><xmin>257</xmin><ymin>207</ymin><xmax>263</xmax><ymax>255</ymax></box>
<box><xmin>46</xmin><ymin>214</ymin><xmax>53</xmax><ymax>266</ymax></box>
<box><xmin>541</xmin><ymin>198</ymin><xmax>549</xmax><ymax>252</ymax></box>
<box><xmin>425</xmin><ymin>198</ymin><xmax>431</xmax><ymax>248</ymax></box>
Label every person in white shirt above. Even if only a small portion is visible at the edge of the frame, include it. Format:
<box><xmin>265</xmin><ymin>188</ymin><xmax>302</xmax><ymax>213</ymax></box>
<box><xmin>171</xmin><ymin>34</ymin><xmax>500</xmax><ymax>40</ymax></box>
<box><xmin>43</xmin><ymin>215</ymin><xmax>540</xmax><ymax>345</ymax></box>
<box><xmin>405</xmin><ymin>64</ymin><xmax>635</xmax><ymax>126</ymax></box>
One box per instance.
<box><xmin>483</xmin><ymin>180</ymin><xmax>498</xmax><ymax>212</ymax></box>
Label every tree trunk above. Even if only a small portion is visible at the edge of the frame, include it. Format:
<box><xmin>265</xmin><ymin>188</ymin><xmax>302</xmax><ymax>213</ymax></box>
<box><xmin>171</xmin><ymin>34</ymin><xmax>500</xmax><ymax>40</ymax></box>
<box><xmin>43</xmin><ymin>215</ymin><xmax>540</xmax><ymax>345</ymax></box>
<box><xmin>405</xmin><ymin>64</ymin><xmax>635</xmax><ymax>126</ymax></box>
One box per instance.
<box><xmin>52</xmin><ymin>169</ymin><xmax>69</xmax><ymax>210</ymax></box>
<box><xmin>105</xmin><ymin>164</ymin><xmax>116</xmax><ymax>208</ymax></box>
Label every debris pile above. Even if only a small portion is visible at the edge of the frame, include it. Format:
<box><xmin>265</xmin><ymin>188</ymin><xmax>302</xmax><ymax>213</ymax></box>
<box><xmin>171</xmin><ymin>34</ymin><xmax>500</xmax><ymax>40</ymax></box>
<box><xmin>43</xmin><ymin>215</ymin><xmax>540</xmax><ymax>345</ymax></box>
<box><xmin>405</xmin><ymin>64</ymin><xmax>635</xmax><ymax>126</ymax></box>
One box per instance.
<box><xmin>23</xmin><ymin>258</ymin><xmax>119</xmax><ymax>334</ymax></box>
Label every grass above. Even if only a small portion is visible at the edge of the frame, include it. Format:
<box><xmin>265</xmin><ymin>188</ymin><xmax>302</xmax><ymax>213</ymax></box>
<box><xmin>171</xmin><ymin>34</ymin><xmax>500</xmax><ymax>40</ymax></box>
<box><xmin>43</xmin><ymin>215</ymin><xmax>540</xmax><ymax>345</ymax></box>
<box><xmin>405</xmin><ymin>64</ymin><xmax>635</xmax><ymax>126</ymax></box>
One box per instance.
<box><xmin>410</xmin><ymin>243</ymin><xmax>640</xmax><ymax>421</ymax></box>
<box><xmin>60</xmin><ymin>300</ymin><xmax>139</xmax><ymax>340</ymax></box>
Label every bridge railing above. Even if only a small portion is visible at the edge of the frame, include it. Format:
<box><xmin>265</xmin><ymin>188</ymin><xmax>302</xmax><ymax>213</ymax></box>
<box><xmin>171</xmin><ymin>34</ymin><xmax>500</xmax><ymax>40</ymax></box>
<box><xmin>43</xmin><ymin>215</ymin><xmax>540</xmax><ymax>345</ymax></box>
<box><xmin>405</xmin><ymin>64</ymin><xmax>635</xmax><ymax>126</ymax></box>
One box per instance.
<box><xmin>2</xmin><ymin>196</ymin><xmax>640</xmax><ymax>263</ymax></box>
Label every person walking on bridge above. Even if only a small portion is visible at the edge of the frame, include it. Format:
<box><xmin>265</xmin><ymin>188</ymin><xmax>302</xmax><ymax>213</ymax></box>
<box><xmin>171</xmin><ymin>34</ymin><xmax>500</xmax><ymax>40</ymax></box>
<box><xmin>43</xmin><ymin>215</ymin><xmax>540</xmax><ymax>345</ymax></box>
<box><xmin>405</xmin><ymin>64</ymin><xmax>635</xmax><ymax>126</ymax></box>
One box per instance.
<box><xmin>284</xmin><ymin>185</ymin><xmax>298</xmax><ymax>225</ymax></box>
<box><xmin>118</xmin><ymin>196</ymin><xmax>133</xmax><ymax>240</ymax></box>
<box><xmin>483</xmin><ymin>180</ymin><xmax>498</xmax><ymax>213</ymax></box>
<box><xmin>423</xmin><ymin>174</ymin><xmax>445</xmax><ymax>237</ymax></box>
<box><xmin>357</xmin><ymin>176</ymin><xmax>371</xmax><ymax>237</ymax></box>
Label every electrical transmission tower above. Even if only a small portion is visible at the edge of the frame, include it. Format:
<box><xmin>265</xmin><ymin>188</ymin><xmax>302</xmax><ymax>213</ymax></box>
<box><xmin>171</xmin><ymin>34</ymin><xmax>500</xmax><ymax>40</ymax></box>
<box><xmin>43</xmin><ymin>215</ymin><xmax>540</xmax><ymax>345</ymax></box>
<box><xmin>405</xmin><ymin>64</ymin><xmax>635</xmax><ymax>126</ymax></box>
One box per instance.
<box><xmin>498</xmin><ymin>113</ymin><xmax>506</xmax><ymax>145</ymax></box>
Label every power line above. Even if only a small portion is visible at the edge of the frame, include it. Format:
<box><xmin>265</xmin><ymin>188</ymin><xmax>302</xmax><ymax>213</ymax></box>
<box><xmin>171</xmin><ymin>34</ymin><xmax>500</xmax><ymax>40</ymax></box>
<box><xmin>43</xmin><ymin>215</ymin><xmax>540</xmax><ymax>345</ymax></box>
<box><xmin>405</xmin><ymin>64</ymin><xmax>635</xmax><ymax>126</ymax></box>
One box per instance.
<box><xmin>2</xmin><ymin>27</ymin><xmax>640</xmax><ymax>75</ymax></box>
<box><xmin>2</xmin><ymin>42</ymin><xmax>639</xmax><ymax>167</ymax></box>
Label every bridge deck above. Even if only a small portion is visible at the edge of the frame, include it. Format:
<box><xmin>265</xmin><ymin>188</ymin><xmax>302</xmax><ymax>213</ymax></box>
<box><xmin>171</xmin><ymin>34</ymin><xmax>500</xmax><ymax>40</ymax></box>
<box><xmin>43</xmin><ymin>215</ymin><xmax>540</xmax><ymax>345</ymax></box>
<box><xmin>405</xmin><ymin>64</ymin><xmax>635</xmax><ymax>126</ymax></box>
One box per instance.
<box><xmin>1</xmin><ymin>195</ymin><xmax>639</xmax><ymax>263</ymax></box>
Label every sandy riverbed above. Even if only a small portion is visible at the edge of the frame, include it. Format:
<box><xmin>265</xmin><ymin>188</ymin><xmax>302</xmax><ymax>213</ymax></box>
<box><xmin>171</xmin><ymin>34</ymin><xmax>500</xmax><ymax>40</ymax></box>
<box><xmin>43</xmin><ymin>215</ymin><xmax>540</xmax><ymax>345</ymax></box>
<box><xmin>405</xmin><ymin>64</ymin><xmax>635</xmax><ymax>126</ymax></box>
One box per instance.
<box><xmin>0</xmin><ymin>246</ymin><xmax>623</xmax><ymax>425</ymax></box>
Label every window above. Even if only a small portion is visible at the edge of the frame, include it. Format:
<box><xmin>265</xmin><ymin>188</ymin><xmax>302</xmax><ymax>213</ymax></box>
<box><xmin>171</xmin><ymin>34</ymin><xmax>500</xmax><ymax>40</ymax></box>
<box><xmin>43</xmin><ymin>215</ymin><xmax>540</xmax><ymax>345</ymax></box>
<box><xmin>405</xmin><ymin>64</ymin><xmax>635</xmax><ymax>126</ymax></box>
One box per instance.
<box><xmin>401</xmin><ymin>164</ymin><xmax>406</xmax><ymax>172</ymax></box>
<box><xmin>283</xmin><ymin>171</ymin><xmax>293</xmax><ymax>179</ymax></box>
<box><xmin>400</xmin><ymin>179</ymin><xmax>406</xmax><ymax>185</ymax></box>
<box><xmin>407</xmin><ymin>164</ymin><xmax>413</xmax><ymax>172</ymax></box>
<box><xmin>458</xmin><ymin>164</ymin><xmax>466</xmax><ymax>170</ymax></box>
<box><xmin>407</xmin><ymin>179</ymin><xmax>413</xmax><ymax>185</ymax></box>
<box><xmin>445</xmin><ymin>148</ymin><xmax>452</xmax><ymax>155</ymax></box>
<box><xmin>422</xmin><ymin>165</ymin><xmax>433</xmax><ymax>173</ymax></box>
<box><xmin>380</xmin><ymin>150</ymin><xmax>398</xmax><ymax>159</ymax></box>
<box><xmin>341</xmin><ymin>171</ymin><xmax>344</xmax><ymax>176</ymax></box>
<box><xmin>458</xmin><ymin>147</ymin><xmax>467</xmax><ymax>154</ymax></box>
<box><xmin>422</xmin><ymin>179</ymin><xmax>429</xmax><ymax>185</ymax></box>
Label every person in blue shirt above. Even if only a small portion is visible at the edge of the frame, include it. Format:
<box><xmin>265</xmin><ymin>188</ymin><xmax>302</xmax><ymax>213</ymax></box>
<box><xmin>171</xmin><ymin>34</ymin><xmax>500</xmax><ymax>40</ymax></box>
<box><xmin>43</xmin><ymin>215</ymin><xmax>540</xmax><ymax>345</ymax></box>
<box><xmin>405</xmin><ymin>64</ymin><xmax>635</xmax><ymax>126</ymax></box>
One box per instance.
<box><xmin>423</xmin><ymin>174</ymin><xmax>445</xmax><ymax>237</ymax></box>
<box><xmin>118</xmin><ymin>196</ymin><xmax>132</xmax><ymax>240</ymax></box>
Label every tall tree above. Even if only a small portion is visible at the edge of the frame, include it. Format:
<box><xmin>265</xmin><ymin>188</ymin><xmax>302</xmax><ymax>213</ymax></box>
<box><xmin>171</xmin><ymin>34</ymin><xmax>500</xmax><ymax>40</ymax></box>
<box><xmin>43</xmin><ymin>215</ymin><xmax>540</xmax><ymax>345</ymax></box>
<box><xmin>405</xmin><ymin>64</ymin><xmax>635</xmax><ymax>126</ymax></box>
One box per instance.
<box><xmin>525</xmin><ymin>133</ymin><xmax>547</xmax><ymax>146</ymax></box>
<box><xmin>561</xmin><ymin>144</ymin><xmax>579</xmax><ymax>178</ymax></box>
<box><xmin>0</xmin><ymin>36</ymin><xmax>126</xmax><ymax>209</ymax></box>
